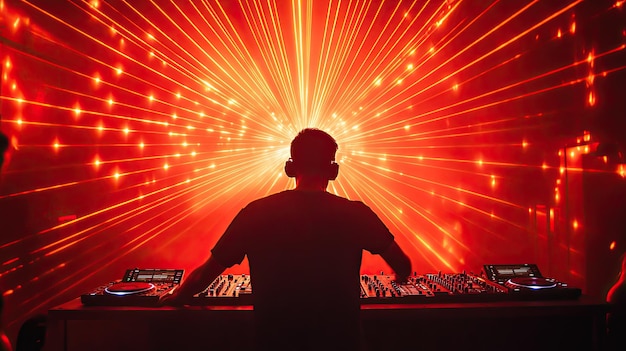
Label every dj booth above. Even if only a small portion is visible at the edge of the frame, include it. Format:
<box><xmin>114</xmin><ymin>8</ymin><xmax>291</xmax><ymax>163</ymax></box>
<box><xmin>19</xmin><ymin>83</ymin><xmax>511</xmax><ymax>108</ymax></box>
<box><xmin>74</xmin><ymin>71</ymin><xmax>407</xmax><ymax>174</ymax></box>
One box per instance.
<box><xmin>44</xmin><ymin>265</ymin><xmax>610</xmax><ymax>351</ymax></box>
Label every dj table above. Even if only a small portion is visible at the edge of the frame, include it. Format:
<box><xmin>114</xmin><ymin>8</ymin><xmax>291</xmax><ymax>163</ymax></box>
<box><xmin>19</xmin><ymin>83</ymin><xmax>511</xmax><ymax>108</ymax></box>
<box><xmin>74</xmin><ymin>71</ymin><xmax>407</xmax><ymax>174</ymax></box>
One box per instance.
<box><xmin>45</xmin><ymin>297</ymin><xmax>608</xmax><ymax>351</ymax></box>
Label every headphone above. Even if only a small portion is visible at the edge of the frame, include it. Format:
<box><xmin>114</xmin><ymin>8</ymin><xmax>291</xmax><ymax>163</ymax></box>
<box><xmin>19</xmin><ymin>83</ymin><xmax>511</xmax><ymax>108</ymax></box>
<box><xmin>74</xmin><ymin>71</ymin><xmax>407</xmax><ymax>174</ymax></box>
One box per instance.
<box><xmin>284</xmin><ymin>159</ymin><xmax>339</xmax><ymax>180</ymax></box>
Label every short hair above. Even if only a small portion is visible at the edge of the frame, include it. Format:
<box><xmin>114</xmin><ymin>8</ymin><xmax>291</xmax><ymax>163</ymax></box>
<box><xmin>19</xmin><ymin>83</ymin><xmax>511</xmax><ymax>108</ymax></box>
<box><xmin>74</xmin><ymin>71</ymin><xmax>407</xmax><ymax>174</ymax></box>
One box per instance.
<box><xmin>290</xmin><ymin>128</ymin><xmax>338</xmax><ymax>174</ymax></box>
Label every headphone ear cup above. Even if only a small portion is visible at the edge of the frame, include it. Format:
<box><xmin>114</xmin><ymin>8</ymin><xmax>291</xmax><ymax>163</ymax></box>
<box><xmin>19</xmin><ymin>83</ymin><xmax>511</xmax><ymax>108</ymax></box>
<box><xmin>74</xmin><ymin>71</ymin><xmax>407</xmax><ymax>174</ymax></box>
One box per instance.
<box><xmin>328</xmin><ymin>163</ymin><xmax>339</xmax><ymax>181</ymax></box>
<box><xmin>284</xmin><ymin>160</ymin><xmax>297</xmax><ymax>178</ymax></box>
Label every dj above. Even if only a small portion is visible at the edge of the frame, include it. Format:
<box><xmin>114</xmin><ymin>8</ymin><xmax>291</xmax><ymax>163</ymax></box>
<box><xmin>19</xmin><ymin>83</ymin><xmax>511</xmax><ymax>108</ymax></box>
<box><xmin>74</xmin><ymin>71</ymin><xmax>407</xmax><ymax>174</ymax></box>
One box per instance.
<box><xmin>163</xmin><ymin>128</ymin><xmax>411</xmax><ymax>350</ymax></box>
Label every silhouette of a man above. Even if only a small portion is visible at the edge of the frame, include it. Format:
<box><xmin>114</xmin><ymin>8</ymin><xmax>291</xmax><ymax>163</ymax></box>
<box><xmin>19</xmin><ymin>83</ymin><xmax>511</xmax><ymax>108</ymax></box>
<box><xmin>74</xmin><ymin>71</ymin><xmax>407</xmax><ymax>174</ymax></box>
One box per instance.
<box><xmin>164</xmin><ymin>128</ymin><xmax>411</xmax><ymax>350</ymax></box>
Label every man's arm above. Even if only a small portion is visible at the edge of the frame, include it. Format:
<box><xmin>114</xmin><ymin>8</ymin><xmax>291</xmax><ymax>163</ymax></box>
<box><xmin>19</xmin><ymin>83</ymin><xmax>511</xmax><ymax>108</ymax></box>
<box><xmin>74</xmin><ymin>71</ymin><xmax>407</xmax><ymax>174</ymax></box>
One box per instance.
<box><xmin>380</xmin><ymin>240</ymin><xmax>411</xmax><ymax>282</ymax></box>
<box><xmin>162</xmin><ymin>255</ymin><xmax>226</xmax><ymax>306</ymax></box>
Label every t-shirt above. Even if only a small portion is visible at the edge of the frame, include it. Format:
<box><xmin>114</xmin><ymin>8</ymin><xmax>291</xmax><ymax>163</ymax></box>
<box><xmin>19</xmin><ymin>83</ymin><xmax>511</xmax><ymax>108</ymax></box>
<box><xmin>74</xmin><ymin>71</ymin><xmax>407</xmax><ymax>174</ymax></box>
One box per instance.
<box><xmin>211</xmin><ymin>190</ymin><xmax>394</xmax><ymax>350</ymax></box>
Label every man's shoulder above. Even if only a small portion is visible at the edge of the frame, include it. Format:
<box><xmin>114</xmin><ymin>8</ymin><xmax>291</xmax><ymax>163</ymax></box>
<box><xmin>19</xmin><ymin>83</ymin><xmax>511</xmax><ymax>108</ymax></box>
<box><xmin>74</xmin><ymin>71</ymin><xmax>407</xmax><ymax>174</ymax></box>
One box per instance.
<box><xmin>247</xmin><ymin>190</ymin><xmax>365</xmax><ymax>206</ymax></box>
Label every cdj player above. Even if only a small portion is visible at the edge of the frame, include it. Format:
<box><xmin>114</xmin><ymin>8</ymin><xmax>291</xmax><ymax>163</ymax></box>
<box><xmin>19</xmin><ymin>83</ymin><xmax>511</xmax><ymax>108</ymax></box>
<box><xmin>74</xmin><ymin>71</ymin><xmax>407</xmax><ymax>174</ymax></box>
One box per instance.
<box><xmin>483</xmin><ymin>263</ymin><xmax>581</xmax><ymax>299</ymax></box>
<box><xmin>81</xmin><ymin>268</ymin><xmax>184</xmax><ymax>306</ymax></box>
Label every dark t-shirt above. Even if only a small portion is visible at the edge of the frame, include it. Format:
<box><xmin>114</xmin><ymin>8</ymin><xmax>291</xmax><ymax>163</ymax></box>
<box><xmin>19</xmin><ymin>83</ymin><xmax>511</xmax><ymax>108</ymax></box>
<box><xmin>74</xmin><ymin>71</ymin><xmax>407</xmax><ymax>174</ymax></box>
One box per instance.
<box><xmin>211</xmin><ymin>190</ymin><xmax>394</xmax><ymax>350</ymax></box>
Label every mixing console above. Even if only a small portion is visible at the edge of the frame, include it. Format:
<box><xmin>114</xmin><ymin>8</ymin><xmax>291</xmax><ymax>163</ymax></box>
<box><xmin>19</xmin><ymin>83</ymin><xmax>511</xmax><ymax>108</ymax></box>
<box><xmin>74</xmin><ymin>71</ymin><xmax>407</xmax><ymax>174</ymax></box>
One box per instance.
<box><xmin>81</xmin><ymin>264</ymin><xmax>581</xmax><ymax>307</ymax></box>
<box><xmin>193</xmin><ymin>274</ymin><xmax>253</xmax><ymax>305</ymax></box>
<box><xmin>189</xmin><ymin>270</ymin><xmax>576</xmax><ymax>305</ymax></box>
<box><xmin>358</xmin><ymin>272</ymin><xmax>509</xmax><ymax>303</ymax></box>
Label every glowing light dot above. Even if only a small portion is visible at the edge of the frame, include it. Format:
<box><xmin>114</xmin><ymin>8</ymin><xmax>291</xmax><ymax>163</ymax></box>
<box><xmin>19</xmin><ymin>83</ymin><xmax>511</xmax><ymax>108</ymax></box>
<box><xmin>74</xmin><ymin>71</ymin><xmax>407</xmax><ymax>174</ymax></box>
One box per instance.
<box><xmin>163</xmin><ymin>164</ymin><xmax>169</xmax><ymax>170</ymax></box>
<box><xmin>108</xmin><ymin>99</ymin><xmax>113</xmax><ymax>105</ymax></box>
<box><xmin>94</xmin><ymin>77</ymin><xmax>100</xmax><ymax>84</ymax></box>
<box><xmin>191</xmin><ymin>151</ymin><xmax>196</xmax><ymax>157</ymax></box>
<box><xmin>491</xmin><ymin>175</ymin><xmax>496</xmax><ymax>187</ymax></box>
<box><xmin>570</xmin><ymin>151</ymin><xmax>575</xmax><ymax>158</ymax></box>
<box><xmin>396</xmin><ymin>79</ymin><xmax>403</xmax><ymax>85</ymax></box>
<box><xmin>182</xmin><ymin>142</ymin><xmax>188</xmax><ymax>147</ymax></box>
<box><xmin>522</xmin><ymin>140</ymin><xmax>528</xmax><ymax>148</ymax></box>
<box><xmin>573</xmin><ymin>220</ymin><xmax>579</xmax><ymax>229</ymax></box>
<box><xmin>560</xmin><ymin>167</ymin><xmax>565</xmax><ymax>174</ymax></box>
<box><xmin>557</xmin><ymin>29</ymin><xmax>562</xmax><ymax>38</ymax></box>
<box><xmin>374</xmin><ymin>78</ymin><xmax>382</xmax><ymax>86</ymax></box>
<box><xmin>610</xmin><ymin>241</ymin><xmax>617</xmax><ymax>250</ymax></box>
<box><xmin>11</xmin><ymin>83</ymin><xmax>17</xmax><ymax>91</ymax></box>
<box><xmin>407</xmin><ymin>64</ymin><xmax>413</xmax><ymax>70</ymax></box>
<box><xmin>139</xmin><ymin>142</ymin><xmax>144</xmax><ymax>148</ymax></box>
<box><xmin>114</xmin><ymin>172</ymin><xmax>120</xmax><ymax>179</ymax></box>
<box><xmin>176</xmin><ymin>92</ymin><xmax>181</xmax><ymax>99</ymax></box>
<box><xmin>570</xmin><ymin>22</ymin><xmax>576</xmax><ymax>34</ymax></box>
<box><xmin>74</xmin><ymin>108</ymin><xmax>81</xmax><ymax>116</ymax></box>
<box><xmin>116</xmin><ymin>67</ymin><xmax>123</xmax><ymax>75</ymax></box>
<box><xmin>187</xmin><ymin>125</ymin><xmax>194</xmax><ymax>130</ymax></box>
<box><xmin>429</xmin><ymin>47</ymin><xmax>434</xmax><ymax>53</ymax></box>
<box><xmin>94</xmin><ymin>159</ymin><xmax>100</xmax><ymax>167</ymax></box>
<box><xmin>404</xmin><ymin>125</ymin><xmax>410</xmax><ymax>131</ymax></box>
<box><xmin>53</xmin><ymin>142</ymin><xmax>60</xmax><ymax>149</ymax></box>
<box><xmin>149</xmin><ymin>51</ymin><xmax>155</xmax><ymax>57</ymax></box>
<box><xmin>618</xmin><ymin>164</ymin><xmax>625</xmax><ymax>178</ymax></box>
<box><xmin>124</xmin><ymin>128</ymin><xmax>130</xmax><ymax>135</ymax></box>
<box><xmin>452</xmin><ymin>84</ymin><xmax>459</xmax><ymax>91</ymax></box>
<box><xmin>172</xmin><ymin>114</ymin><xmax>177</xmax><ymax>119</ymax></box>
<box><xmin>148</xmin><ymin>33</ymin><xmax>155</xmax><ymax>40</ymax></box>
<box><xmin>588</xmin><ymin>91</ymin><xmax>595</xmax><ymax>106</ymax></box>
<box><xmin>149</xmin><ymin>95</ymin><xmax>154</xmax><ymax>101</ymax></box>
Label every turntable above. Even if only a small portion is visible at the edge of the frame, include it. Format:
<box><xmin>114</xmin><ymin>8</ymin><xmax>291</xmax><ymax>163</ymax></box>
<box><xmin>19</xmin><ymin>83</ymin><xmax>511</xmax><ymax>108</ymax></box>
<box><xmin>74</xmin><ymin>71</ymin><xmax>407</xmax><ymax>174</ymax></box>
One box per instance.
<box><xmin>81</xmin><ymin>268</ymin><xmax>184</xmax><ymax>306</ymax></box>
<box><xmin>483</xmin><ymin>264</ymin><xmax>581</xmax><ymax>300</ymax></box>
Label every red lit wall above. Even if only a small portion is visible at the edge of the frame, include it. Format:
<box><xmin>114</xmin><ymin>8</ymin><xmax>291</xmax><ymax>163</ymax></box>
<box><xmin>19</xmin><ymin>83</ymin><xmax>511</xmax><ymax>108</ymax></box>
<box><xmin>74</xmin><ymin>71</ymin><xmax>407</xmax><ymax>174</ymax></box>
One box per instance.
<box><xmin>0</xmin><ymin>0</ymin><xmax>625</xmax><ymax>343</ymax></box>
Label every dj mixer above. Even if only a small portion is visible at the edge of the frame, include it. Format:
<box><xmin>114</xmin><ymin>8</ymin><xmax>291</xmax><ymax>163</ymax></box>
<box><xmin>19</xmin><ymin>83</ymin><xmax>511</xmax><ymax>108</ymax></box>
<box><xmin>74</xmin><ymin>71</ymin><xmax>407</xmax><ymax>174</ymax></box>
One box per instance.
<box><xmin>81</xmin><ymin>264</ymin><xmax>581</xmax><ymax>306</ymax></box>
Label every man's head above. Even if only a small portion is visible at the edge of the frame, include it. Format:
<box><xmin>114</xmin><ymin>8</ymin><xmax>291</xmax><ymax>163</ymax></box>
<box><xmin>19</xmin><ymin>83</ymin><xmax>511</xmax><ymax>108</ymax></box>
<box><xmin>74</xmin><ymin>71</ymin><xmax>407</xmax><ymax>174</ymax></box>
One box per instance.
<box><xmin>285</xmin><ymin>128</ymin><xmax>338</xmax><ymax>181</ymax></box>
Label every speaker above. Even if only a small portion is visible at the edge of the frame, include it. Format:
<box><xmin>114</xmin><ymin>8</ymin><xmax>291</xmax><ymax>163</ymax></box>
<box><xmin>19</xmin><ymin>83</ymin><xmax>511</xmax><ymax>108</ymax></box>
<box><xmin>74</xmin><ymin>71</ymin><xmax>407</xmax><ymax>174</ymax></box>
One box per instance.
<box><xmin>284</xmin><ymin>159</ymin><xmax>338</xmax><ymax>180</ymax></box>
